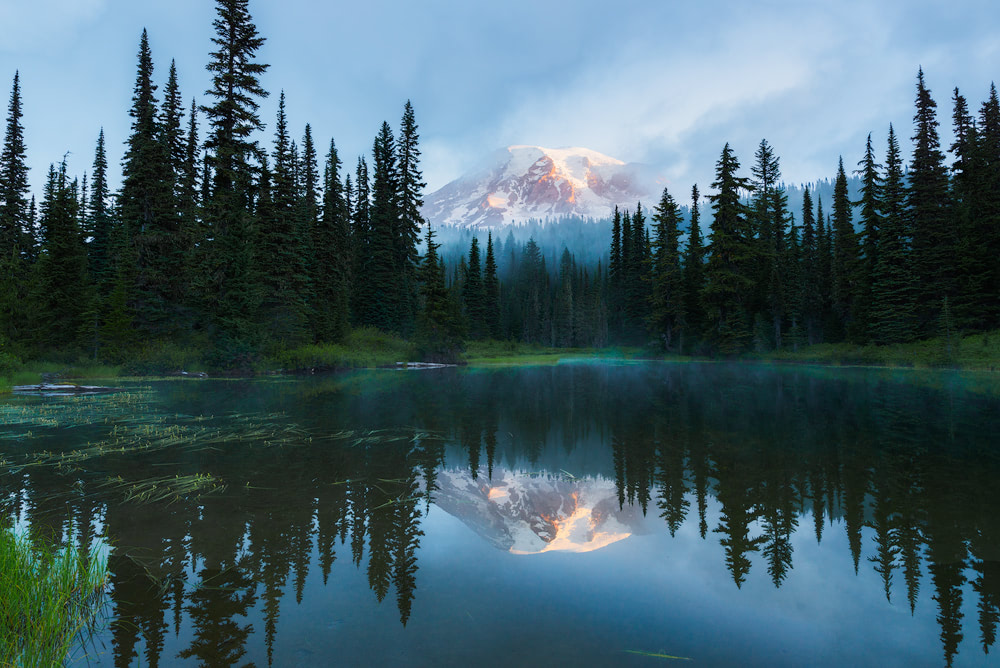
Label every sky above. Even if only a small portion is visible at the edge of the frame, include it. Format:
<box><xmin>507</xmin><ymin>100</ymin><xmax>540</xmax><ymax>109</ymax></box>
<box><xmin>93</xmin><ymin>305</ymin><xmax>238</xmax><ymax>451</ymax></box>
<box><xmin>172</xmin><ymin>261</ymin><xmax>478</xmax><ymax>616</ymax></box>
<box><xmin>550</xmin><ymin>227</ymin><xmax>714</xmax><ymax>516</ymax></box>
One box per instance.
<box><xmin>1</xmin><ymin>0</ymin><xmax>998</xmax><ymax>202</ymax></box>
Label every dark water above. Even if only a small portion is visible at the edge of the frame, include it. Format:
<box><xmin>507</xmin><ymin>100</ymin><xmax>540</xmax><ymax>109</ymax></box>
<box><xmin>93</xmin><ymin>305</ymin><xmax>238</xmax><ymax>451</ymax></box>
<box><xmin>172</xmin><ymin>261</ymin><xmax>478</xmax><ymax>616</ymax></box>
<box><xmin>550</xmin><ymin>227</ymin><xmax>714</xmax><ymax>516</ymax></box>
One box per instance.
<box><xmin>2</xmin><ymin>362</ymin><xmax>1000</xmax><ymax>667</ymax></box>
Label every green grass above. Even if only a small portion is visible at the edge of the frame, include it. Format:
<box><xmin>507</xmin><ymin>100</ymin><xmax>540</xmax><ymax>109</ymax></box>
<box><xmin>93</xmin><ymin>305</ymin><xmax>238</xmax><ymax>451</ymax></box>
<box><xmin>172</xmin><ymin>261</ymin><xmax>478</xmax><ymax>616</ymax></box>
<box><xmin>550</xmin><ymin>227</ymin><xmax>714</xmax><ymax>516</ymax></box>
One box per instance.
<box><xmin>0</xmin><ymin>526</ymin><xmax>109</xmax><ymax>666</ymax></box>
<box><xmin>270</xmin><ymin>327</ymin><xmax>417</xmax><ymax>372</ymax></box>
<box><xmin>463</xmin><ymin>340</ymin><xmax>647</xmax><ymax>366</ymax></box>
<box><xmin>759</xmin><ymin>329</ymin><xmax>1000</xmax><ymax>370</ymax></box>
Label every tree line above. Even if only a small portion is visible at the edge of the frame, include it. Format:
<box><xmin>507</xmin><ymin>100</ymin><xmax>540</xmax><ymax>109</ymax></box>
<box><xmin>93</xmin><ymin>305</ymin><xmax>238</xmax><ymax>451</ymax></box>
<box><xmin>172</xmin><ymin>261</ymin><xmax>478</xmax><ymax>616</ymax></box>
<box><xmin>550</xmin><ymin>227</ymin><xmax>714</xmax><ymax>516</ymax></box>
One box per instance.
<box><xmin>446</xmin><ymin>68</ymin><xmax>999</xmax><ymax>354</ymax></box>
<box><xmin>0</xmin><ymin>0</ymin><xmax>996</xmax><ymax>365</ymax></box>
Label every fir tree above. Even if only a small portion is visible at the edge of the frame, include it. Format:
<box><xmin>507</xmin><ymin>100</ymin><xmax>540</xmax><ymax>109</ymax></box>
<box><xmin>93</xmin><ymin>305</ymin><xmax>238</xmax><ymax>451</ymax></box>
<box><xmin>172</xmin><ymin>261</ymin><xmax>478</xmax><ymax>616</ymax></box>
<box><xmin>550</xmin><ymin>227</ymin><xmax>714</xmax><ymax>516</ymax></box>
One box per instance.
<box><xmin>831</xmin><ymin>157</ymin><xmax>860</xmax><ymax>341</ymax></box>
<box><xmin>0</xmin><ymin>71</ymin><xmax>30</xmax><ymax>258</ymax></box>
<box><xmin>799</xmin><ymin>186</ymin><xmax>821</xmax><ymax>343</ymax></box>
<box><xmin>463</xmin><ymin>236</ymin><xmax>486</xmax><ymax>339</ymax></box>
<box><xmin>87</xmin><ymin>129</ymin><xmax>113</xmax><ymax>287</ymax></box>
<box><xmin>650</xmin><ymin>187</ymin><xmax>685</xmax><ymax>351</ymax></box>
<box><xmin>30</xmin><ymin>161</ymin><xmax>91</xmax><ymax>350</ymax></box>
<box><xmin>972</xmin><ymin>84</ymin><xmax>1000</xmax><ymax>328</ymax></box>
<box><xmin>0</xmin><ymin>72</ymin><xmax>30</xmax><ymax>344</ymax></box>
<box><xmin>608</xmin><ymin>206</ymin><xmax>623</xmax><ymax>340</ymax></box>
<box><xmin>120</xmin><ymin>29</ymin><xmax>180</xmax><ymax>336</ymax></box>
<box><xmin>871</xmin><ymin>125</ymin><xmax>916</xmax><ymax>343</ymax></box>
<box><xmin>483</xmin><ymin>231</ymin><xmax>501</xmax><ymax>338</ymax></box>
<box><xmin>854</xmin><ymin>133</ymin><xmax>882</xmax><ymax>340</ymax></box>
<box><xmin>200</xmin><ymin>0</ymin><xmax>269</xmax><ymax>344</ymax></box>
<box><xmin>683</xmin><ymin>185</ymin><xmax>705</xmax><ymax>348</ymax></box>
<box><xmin>415</xmin><ymin>227</ymin><xmax>462</xmax><ymax>361</ymax></box>
<box><xmin>908</xmin><ymin>68</ymin><xmax>954</xmax><ymax>332</ymax></box>
<box><xmin>359</xmin><ymin>123</ymin><xmax>400</xmax><ymax>332</ymax></box>
<box><xmin>395</xmin><ymin>101</ymin><xmax>424</xmax><ymax>335</ymax></box>
<box><xmin>702</xmin><ymin>143</ymin><xmax>753</xmax><ymax>354</ymax></box>
<box><xmin>313</xmin><ymin>138</ymin><xmax>351</xmax><ymax>341</ymax></box>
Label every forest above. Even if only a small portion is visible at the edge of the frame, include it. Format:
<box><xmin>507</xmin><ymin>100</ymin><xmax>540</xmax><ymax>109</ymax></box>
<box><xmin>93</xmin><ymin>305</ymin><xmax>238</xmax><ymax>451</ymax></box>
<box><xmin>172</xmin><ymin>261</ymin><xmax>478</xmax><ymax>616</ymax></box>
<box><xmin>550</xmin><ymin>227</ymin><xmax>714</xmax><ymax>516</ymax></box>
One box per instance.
<box><xmin>0</xmin><ymin>0</ymin><xmax>997</xmax><ymax>372</ymax></box>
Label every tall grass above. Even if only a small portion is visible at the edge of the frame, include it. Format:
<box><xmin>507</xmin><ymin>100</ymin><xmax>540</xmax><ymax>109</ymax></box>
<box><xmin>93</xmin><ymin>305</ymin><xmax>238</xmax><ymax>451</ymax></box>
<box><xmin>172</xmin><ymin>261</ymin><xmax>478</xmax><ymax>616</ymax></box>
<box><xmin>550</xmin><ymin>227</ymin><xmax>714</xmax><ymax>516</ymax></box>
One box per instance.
<box><xmin>0</xmin><ymin>526</ymin><xmax>109</xmax><ymax>666</ymax></box>
<box><xmin>273</xmin><ymin>327</ymin><xmax>416</xmax><ymax>371</ymax></box>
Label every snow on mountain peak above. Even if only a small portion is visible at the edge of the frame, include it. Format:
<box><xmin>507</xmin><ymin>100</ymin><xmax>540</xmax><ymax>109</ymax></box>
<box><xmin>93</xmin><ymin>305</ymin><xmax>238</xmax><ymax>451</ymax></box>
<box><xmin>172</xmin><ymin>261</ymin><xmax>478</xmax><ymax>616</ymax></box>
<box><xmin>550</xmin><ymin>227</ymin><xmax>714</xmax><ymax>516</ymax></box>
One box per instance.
<box><xmin>433</xmin><ymin>469</ymin><xmax>641</xmax><ymax>554</ymax></box>
<box><xmin>422</xmin><ymin>145</ymin><xmax>657</xmax><ymax>228</ymax></box>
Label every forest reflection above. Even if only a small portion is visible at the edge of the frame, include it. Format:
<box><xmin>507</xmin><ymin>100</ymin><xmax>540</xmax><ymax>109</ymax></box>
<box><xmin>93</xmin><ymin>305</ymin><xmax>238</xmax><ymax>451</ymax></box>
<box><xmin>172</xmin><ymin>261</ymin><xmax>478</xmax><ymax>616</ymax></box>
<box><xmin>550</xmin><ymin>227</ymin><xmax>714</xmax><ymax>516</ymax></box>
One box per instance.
<box><xmin>1</xmin><ymin>363</ymin><xmax>998</xmax><ymax>667</ymax></box>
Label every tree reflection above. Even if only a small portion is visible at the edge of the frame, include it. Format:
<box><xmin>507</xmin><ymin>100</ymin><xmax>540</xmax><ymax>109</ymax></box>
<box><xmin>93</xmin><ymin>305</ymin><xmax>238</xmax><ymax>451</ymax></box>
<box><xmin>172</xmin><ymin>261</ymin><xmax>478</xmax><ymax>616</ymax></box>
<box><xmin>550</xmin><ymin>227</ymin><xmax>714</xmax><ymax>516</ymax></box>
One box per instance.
<box><xmin>2</xmin><ymin>365</ymin><xmax>999</xmax><ymax>667</ymax></box>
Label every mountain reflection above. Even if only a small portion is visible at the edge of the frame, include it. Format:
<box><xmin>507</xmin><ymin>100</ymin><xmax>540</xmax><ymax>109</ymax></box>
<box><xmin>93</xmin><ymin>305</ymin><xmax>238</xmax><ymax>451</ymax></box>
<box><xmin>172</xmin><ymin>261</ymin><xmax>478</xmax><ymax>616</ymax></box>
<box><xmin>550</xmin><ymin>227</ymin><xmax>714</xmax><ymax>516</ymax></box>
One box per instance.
<box><xmin>1</xmin><ymin>364</ymin><xmax>999</xmax><ymax>667</ymax></box>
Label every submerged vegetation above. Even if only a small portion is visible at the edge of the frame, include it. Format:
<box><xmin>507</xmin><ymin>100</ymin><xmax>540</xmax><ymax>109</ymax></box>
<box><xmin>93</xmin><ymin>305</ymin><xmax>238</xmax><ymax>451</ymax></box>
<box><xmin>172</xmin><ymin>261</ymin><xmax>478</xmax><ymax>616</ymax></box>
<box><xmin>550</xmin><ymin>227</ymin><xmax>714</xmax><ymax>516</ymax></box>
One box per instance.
<box><xmin>0</xmin><ymin>524</ymin><xmax>109</xmax><ymax>666</ymax></box>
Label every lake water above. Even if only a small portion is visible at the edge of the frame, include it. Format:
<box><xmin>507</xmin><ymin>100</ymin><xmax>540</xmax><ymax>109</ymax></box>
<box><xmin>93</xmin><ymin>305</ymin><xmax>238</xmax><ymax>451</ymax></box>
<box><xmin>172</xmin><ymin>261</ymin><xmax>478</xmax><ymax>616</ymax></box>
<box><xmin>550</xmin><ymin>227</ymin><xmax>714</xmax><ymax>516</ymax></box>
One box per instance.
<box><xmin>2</xmin><ymin>362</ymin><xmax>999</xmax><ymax>667</ymax></box>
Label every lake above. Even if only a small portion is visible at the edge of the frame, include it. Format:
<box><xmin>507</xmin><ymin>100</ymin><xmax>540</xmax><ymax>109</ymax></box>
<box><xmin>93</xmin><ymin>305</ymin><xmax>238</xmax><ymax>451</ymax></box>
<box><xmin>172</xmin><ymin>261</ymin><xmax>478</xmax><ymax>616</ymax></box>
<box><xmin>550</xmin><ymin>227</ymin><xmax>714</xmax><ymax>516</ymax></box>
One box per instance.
<box><xmin>2</xmin><ymin>362</ymin><xmax>999</xmax><ymax>667</ymax></box>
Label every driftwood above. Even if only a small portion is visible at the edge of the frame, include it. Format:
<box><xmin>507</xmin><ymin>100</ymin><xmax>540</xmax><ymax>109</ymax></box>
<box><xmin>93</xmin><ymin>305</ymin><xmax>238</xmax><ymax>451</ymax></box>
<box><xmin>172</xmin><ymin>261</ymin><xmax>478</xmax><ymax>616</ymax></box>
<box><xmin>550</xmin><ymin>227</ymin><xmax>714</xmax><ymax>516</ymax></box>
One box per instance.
<box><xmin>12</xmin><ymin>384</ymin><xmax>125</xmax><ymax>396</ymax></box>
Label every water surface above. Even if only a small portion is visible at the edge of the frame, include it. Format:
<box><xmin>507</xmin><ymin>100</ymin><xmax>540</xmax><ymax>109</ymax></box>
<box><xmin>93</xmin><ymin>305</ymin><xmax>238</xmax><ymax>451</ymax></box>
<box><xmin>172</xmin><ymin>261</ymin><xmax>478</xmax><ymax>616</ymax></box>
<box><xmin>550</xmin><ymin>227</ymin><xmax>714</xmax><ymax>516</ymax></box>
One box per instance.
<box><xmin>2</xmin><ymin>362</ymin><xmax>999</xmax><ymax>667</ymax></box>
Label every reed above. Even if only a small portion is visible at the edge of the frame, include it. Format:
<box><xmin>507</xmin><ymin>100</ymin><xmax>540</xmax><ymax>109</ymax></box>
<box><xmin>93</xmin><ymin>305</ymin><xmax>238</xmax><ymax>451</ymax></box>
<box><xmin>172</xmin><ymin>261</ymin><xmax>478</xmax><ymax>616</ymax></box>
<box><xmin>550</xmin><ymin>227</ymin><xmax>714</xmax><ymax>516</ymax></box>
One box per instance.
<box><xmin>0</xmin><ymin>525</ymin><xmax>109</xmax><ymax>666</ymax></box>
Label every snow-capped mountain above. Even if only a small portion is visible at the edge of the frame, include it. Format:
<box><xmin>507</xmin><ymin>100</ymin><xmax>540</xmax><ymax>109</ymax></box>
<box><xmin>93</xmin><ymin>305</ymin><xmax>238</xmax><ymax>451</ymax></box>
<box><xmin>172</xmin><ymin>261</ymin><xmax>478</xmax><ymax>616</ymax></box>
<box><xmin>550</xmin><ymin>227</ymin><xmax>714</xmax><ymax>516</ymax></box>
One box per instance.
<box><xmin>432</xmin><ymin>469</ymin><xmax>642</xmax><ymax>554</ymax></box>
<box><xmin>422</xmin><ymin>145</ymin><xmax>659</xmax><ymax>228</ymax></box>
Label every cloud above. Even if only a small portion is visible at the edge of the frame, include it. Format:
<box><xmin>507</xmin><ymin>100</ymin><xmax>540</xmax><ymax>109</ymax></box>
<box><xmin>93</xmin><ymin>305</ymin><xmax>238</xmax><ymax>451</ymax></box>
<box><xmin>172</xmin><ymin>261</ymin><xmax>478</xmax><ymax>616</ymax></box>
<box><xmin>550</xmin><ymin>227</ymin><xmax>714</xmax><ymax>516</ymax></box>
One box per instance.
<box><xmin>0</xmin><ymin>0</ymin><xmax>108</xmax><ymax>52</ymax></box>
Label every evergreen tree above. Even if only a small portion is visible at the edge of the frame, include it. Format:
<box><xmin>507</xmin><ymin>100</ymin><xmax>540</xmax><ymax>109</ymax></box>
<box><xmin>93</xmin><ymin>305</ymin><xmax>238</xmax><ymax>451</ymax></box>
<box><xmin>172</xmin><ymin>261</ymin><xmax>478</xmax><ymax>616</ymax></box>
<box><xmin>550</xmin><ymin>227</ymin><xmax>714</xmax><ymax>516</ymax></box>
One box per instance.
<box><xmin>463</xmin><ymin>236</ymin><xmax>486</xmax><ymax>338</ymax></box>
<box><xmin>415</xmin><ymin>227</ymin><xmax>462</xmax><ymax>361</ymax></box>
<box><xmin>483</xmin><ymin>231</ymin><xmax>501</xmax><ymax>338</ymax></box>
<box><xmin>908</xmin><ymin>68</ymin><xmax>954</xmax><ymax>332</ymax></box>
<box><xmin>608</xmin><ymin>206</ymin><xmax>623</xmax><ymax>340</ymax></box>
<box><xmin>831</xmin><ymin>157</ymin><xmax>860</xmax><ymax>341</ymax></box>
<box><xmin>871</xmin><ymin>125</ymin><xmax>916</xmax><ymax>343</ymax></box>
<box><xmin>854</xmin><ymin>134</ymin><xmax>882</xmax><ymax>340</ymax></box>
<box><xmin>201</xmin><ymin>0</ymin><xmax>269</xmax><ymax>345</ymax></box>
<box><xmin>971</xmin><ymin>84</ymin><xmax>1000</xmax><ymax>328</ymax></box>
<box><xmin>359</xmin><ymin>122</ymin><xmax>400</xmax><ymax>332</ymax></box>
<box><xmin>88</xmin><ymin>129</ymin><xmax>113</xmax><ymax>287</ymax></box>
<box><xmin>395</xmin><ymin>101</ymin><xmax>424</xmax><ymax>335</ymax></box>
<box><xmin>649</xmin><ymin>187</ymin><xmax>685</xmax><ymax>351</ymax></box>
<box><xmin>702</xmin><ymin>143</ymin><xmax>753</xmax><ymax>354</ymax></box>
<box><xmin>259</xmin><ymin>93</ymin><xmax>309</xmax><ymax>344</ymax></box>
<box><xmin>120</xmin><ymin>29</ymin><xmax>180</xmax><ymax>336</ymax></box>
<box><xmin>0</xmin><ymin>72</ymin><xmax>31</xmax><ymax>345</ymax></box>
<box><xmin>160</xmin><ymin>60</ymin><xmax>186</xmax><ymax>190</ymax></box>
<box><xmin>683</xmin><ymin>185</ymin><xmax>705</xmax><ymax>348</ymax></box>
<box><xmin>313</xmin><ymin>138</ymin><xmax>351</xmax><ymax>341</ymax></box>
<box><xmin>798</xmin><ymin>187</ymin><xmax>822</xmax><ymax>343</ymax></box>
<box><xmin>0</xmin><ymin>71</ymin><xmax>30</xmax><ymax>258</ymax></box>
<box><xmin>30</xmin><ymin>161</ymin><xmax>91</xmax><ymax>350</ymax></box>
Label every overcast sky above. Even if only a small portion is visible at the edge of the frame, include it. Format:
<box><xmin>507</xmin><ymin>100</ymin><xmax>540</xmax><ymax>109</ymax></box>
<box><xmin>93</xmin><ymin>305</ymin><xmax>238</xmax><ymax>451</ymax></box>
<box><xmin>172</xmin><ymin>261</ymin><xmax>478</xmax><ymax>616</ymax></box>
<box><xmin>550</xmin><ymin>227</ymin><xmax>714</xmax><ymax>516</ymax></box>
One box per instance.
<box><xmin>1</xmin><ymin>0</ymin><xmax>998</xmax><ymax>201</ymax></box>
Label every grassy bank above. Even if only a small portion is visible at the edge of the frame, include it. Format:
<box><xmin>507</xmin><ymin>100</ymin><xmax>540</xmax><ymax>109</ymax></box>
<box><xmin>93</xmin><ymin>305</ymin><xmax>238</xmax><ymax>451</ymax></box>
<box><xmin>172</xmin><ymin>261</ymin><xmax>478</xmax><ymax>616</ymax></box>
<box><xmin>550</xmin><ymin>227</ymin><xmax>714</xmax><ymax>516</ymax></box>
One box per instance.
<box><xmin>0</xmin><ymin>526</ymin><xmax>109</xmax><ymax>665</ymax></box>
<box><xmin>463</xmin><ymin>340</ymin><xmax>648</xmax><ymax>366</ymax></box>
<box><xmin>269</xmin><ymin>327</ymin><xmax>417</xmax><ymax>371</ymax></box>
<box><xmin>758</xmin><ymin>330</ymin><xmax>1000</xmax><ymax>370</ymax></box>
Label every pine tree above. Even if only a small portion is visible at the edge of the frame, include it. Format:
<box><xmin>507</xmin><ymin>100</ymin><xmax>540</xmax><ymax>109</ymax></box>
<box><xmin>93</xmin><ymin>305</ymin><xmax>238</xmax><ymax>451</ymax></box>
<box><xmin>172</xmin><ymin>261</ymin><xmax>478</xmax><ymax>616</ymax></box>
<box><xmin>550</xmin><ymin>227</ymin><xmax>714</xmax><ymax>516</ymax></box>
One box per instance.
<box><xmin>88</xmin><ymin>129</ymin><xmax>113</xmax><ymax>287</ymax></box>
<box><xmin>160</xmin><ymin>60</ymin><xmax>186</xmax><ymax>191</ymax></box>
<box><xmin>415</xmin><ymin>227</ymin><xmax>462</xmax><ymax>361</ymax></box>
<box><xmin>871</xmin><ymin>125</ymin><xmax>916</xmax><ymax>343</ymax></box>
<box><xmin>971</xmin><ymin>84</ymin><xmax>1000</xmax><ymax>328</ymax></box>
<box><xmin>359</xmin><ymin>123</ymin><xmax>400</xmax><ymax>332</ymax></box>
<box><xmin>608</xmin><ymin>206</ymin><xmax>623</xmax><ymax>341</ymax></box>
<box><xmin>0</xmin><ymin>71</ymin><xmax>30</xmax><ymax>259</ymax></box>
<box><xmin>650</xmin><ymin>187</ymin><xmax>685</xmax><ymax>351</ymax></box>
<box><xmin>201</xmin><ymin>0</ymin><xmax>269</xmax><ymax>345</ymax></box>
<box><xmin>702</xmin><ymin>143</ymin><xmax>753</xmax><ymax>354</ymax></box>
<box><xmin>30</xmin><ymin>161</ymin><xmax>91</xmax><ymax>350</ymax></box>
<box><xmin>831</xmin><ymin>157</ymin><xmax>860</xmax><ymax>341</ymax></box>
<box><xmin>313</xmin><ymin>138</ymin><xmax>351</xmax><ymax>341</ymax></box>
<box><xmin>0</xmin><ymin>71</ymin><xmax>31</xmax><ymax>345</ymax></box>
<box><xmin>908</xmin><ymin>68</ymin><xmax>954</xmax><ymax>333</ymax></box>
<box><xmin>395</xmin><ymin>101</ymin><xmax>424</xmax><ymax>335</ymax></box>
<box><xmin>258</xmin><ymin>93</ymin><xmax>309</xmax><ymax>344</ymax></box>
<box><xmin>799</xmin><ymin>186</ymin><xmax>821</xmax><ymax>343</ymax></box>
<box><xmin>483</xmin><ymin>231</ymin><xmax>501</xmax><ymax>338</ymax></box>
<box><xmin>120</xmin><ymin>29</ymin><xmax>180</xmax><ymax>336</ymax></box>
<box><xmin>683</xmin><ymin>185</ymin><xmax>705</xmax><ymax>349</ymax></box>
<box><xmin>463</xmin><ymin>236</ymin><xmax>486</xmax><ymax>338</ymax></box>
<box><xmin>854</xmin><ymin>133</ymin><xmax>882</xmax><ymax>340</ymax></box>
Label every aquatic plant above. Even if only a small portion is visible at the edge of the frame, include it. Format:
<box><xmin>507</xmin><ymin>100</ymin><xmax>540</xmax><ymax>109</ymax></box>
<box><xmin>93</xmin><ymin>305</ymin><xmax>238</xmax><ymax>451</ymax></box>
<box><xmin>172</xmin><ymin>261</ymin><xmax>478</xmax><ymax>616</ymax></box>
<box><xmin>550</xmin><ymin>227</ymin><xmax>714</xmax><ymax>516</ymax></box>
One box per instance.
<box><xmin>0</xmin><ymin>525</ymin><xmax>109</xmax><ymax>666</ymax></box>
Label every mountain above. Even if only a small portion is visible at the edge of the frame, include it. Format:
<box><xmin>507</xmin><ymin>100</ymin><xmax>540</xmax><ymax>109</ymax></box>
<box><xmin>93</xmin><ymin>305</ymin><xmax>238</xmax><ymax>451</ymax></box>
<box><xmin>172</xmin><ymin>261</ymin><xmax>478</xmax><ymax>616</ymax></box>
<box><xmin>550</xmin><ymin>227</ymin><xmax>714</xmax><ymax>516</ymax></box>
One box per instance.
<box><xmin>432</xmin><ymin>468</ymin><xmax>642</xmax><ymax>554</ymax></box>
<box><xmin>422</xmin><ymin>145</ymin><xmax>659</xmax><ymax>228</ymax></box>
